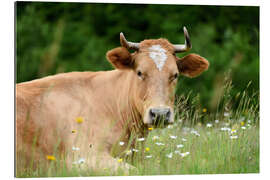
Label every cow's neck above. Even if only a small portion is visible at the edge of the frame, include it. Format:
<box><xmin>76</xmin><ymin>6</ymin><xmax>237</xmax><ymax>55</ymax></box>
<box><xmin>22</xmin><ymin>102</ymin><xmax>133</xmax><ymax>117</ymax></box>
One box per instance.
<box><xmin>87</xmin><ymin>69</ymin><xmax>147</xmax><ymax>149</ymax></box>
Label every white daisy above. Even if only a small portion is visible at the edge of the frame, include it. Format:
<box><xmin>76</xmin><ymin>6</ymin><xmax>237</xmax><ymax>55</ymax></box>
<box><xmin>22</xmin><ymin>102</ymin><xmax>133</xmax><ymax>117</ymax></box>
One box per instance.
<box><xmin>215</xmin><ymin>120</ymin><xmax>219</xmax><ymax>123</ymax></box>
<box><xmin>176</xmin><ymin>144</ymin><xmax>184</xmax><ymax>148</ymax></box>
<box><xmin>221</xmin><ymin>127</ymin><xmax>231</xmax><ymax>131</ymax></box>
<box><xmin>206</xmin><ymin>123</ymin><xmax>213</xmax><ymax>128</ymax></box>
<box><xmin>72</xmin><ymin>146</ymin><xmax>80</xmax><ymax>151</ymax></box>
<box><xmin>137</xmin><ymin>138</ymin><xmax>145</xmax><ymax>142</ymax></box>
<box><xmin>145</xmin><ymin>155</ymin><xmax>152</xmax><ymax>159</ymax></box>
<box><xmin>182</xmin><ymin>138</ymin><xmax>187</xmax><ymax>142</ymax></box>
<box><xmin>119</xmin><ymin>141</ymin><xmax>125</xmax><ymax>146</ymax></box>
<box><xmin>155</xmin><ymin>142</ymin><xmax>165</xmax><ymax>146</ymax></box>
<box><xmin>166</xmin><ymin>152</ymin><xmax>173</xmax><ymax>158</ymax></box>
<box><xmin>132</xmin><ymin>148</ymin><xmax>139</xmax><ymax>152</ymax></box>
<box><xmin>180</xmin><ymin>152</ymin><xmax>190</xmax><ymax>157</ymax></box>
<box><xmin>167</xmin><ymin>125</ymin><xmax>173</xmax><ymax>129</ymax></box>
<box><xmin>191</xmin><ymin>130</ymin><xmax>200</xmax><ymax>136</ymax></box>
<box><xmin>170</xmin><ymin>135</ymin><xmax>177</xmax><ymax>139</ymax></box>
<box><xmin>230</xmin><ymin>135</ymin><xmax>238</xmax><ymax>139</ymax></box>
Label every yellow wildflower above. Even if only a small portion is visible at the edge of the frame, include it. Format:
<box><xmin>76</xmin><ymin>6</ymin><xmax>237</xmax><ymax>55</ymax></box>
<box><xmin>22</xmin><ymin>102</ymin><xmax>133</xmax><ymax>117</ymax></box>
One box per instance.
<box><xmin>148</xmin><ymin>127</ymin><xmax>153</xmax><ymax>131</ymax></box>
<box><xmin>202</xmin><ymin>108</ymin><xmax>207</xmax><ymax>113</ymax></box>
<box><xmin>46</xmin><ymin>155</ymin><xmax>56</xmax><ymax>161</ymax></box>
<box><xmin>76</xmin><ymin>117</ymin><xmax>84</xmax><ymax>124</ymax></box>
<box><xmin>231</xmin><ymin>129</ymin><xmax>237</xmax><ymax>134</ymax></box>
<box><xmin>71</xmin><ymin>130</ymin><xmax>76</xmax><ymax>133</ymax></box>
<box><xmin>145</xmin><ymin>147</ymin><xmax>150</xmax><ymax>152</ymax></box>
<box><xmin>117</xmin><ymin>158</ymin><xmax>123</xmax><ymax>163</ymax></box>
<box><xmin>241</xmin><ymin>121</ymin><xmax>245</xmax><ymax>126</ymax></box>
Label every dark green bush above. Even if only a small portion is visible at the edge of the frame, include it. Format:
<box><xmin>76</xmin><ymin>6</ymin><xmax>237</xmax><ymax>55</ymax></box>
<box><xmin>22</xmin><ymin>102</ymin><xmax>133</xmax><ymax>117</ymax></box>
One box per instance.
<box><xmin>16</xmin><ymin>2</ymin><xmax>259</xmax><ymax>110</ymax></box>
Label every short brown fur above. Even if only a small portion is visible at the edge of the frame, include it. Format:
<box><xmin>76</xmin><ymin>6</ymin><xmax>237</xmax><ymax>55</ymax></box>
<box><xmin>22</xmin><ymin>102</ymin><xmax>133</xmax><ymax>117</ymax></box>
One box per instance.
<box><xmin>139</xmin><ymin>39</ymin><xmax>175</xmax><ymax>53</ymax></box>
<box><xmin>106</xmin><ymin>47</ymin><xmax>133</xmax><ymax>69</ymax></box>
<box><xmin>177</xmin><ymin>54</ymin><xmax>209</xmax><ymax>77</ymax></box>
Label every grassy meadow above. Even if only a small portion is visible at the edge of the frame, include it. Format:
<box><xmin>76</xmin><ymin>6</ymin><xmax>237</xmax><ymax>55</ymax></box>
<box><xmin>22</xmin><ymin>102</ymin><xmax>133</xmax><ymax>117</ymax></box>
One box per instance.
<box><xmin>16</xmin><ymin>77</ymin><xmax>259</xmax><ymax>177</ymax></box>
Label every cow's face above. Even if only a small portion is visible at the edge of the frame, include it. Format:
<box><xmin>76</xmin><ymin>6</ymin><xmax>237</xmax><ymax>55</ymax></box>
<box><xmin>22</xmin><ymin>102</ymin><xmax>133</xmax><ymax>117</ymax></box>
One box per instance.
<box><xmin>106</xmin><ymin>28</ymin><xmax>209</xmax><ymax>127</ymax></box>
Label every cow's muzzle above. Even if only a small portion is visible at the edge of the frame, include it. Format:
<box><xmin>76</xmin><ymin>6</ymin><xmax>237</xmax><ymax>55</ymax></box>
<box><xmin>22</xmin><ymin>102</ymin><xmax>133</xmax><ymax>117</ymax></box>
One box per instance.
<box><xmin>148</xmin><ymin>107</ymin><xmax>172</xmax><ymax>126</ymax></box>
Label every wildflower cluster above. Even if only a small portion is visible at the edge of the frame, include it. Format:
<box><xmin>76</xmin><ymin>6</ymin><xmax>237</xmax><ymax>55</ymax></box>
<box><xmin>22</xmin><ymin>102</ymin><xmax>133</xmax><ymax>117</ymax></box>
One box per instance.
<box><xmin>116</xmin><ymin>110</ymin><xmax>256</xmax><ymax>173</ymax></box>
<box><xmin>218</xmin><ymin>116</ymin><xmax>253</xmax><ymax>140</ymax></box>
<box><xmin>70</xmin><ymin>116</ymin><xmax>87</xmax><ymax>166</ymax></box>
<box><xmin>190</xmin><ymin>130</ymin><xmax>200</xmax><ymax>136</ymax></box>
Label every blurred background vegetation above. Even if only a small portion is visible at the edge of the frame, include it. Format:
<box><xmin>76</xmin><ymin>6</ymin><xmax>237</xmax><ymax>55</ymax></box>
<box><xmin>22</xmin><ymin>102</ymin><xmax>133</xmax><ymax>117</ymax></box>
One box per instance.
<box><xmin>16</xmin><ymin>2</ymin><xmax>259</xmax><ymax>111</ymax></box>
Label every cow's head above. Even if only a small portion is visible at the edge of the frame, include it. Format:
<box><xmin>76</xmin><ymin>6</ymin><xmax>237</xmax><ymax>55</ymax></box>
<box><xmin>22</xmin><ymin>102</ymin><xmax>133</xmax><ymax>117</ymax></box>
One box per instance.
<box><xmin>106</xmin><ymin>27</ymin><xmax>209</xmax><ymax>127</ymax></box>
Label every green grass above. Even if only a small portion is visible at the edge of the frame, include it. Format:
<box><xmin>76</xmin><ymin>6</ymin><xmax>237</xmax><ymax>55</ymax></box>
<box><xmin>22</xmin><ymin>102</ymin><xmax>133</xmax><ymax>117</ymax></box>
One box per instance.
<box><xmin>130</xmin><ymin>121</ymin><xmax>259</xmax><ymax>175</ymax></box>
<box><xmin>16</xmin><ymin>78</ymin><xmax>259</xmax><ymax>177</ymax></box>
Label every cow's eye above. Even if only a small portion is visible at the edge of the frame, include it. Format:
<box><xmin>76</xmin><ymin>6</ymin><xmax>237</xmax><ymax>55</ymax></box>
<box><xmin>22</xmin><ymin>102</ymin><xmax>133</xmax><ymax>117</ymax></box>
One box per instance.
<box><xmin>170</xmin><ymin>73</ymin><xmax>179</xmax><ymax>82</ymax></box>
<box><xmin>137</xmin><ymin>70</ymin><xmax>145</xmax><ymax>80</ymax></box>
<box><xmin>137</xmin><ymin>71</ymin><xmax>142</xmax><ymax>77</ymax></box>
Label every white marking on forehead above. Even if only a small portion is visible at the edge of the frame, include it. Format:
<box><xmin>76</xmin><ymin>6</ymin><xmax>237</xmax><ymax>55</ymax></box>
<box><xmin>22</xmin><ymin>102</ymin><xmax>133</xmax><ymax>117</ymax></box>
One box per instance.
<box><xmin>148</xmin><ymin>45</ymin><xmax>168</xmax><ymax>71</ymax></box>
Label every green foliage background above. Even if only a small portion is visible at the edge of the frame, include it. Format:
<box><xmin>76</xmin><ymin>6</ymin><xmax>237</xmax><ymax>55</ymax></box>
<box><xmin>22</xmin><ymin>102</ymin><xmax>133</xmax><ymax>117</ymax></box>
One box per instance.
<box><xmin>16</xmin><ymin>2</ymin><xmax>259</xmax><ymax>110</ymax></box>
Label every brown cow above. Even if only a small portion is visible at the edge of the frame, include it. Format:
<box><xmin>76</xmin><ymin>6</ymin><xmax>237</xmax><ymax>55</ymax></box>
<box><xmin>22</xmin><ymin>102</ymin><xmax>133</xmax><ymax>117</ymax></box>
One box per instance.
<box><xmin>16</xmin><ymin>27</ymin><xmax>209</xmax><ymax>174</ymax></box>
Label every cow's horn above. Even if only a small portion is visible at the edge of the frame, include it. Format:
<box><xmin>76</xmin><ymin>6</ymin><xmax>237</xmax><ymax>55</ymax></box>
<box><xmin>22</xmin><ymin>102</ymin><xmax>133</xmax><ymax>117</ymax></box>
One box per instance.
<box><xmin>173</xmin><ymin>26</ymin><xmax>192</xmax><ymax>53</ymax></box>
<box><xmin>120</xmin><ymin>32</ymin><xmax>140</xmax><ymax>50</ymax></box>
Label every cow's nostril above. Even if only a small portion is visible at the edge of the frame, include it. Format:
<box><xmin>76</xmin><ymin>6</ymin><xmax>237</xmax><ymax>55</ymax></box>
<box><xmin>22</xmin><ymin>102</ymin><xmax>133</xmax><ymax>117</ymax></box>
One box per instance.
<box><xmin>150</xmin><ymin>109</ymin><xmax>156</xmax><ymax>119</ymax></box>
<box><xmin>166</xmin><ymin>111</ymin><xmax>171</xmax><ymax>120</ymax></box>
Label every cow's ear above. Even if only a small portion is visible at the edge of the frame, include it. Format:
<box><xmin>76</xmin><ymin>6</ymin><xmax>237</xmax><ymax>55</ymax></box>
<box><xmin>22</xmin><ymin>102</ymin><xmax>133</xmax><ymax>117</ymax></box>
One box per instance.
<box><xmin>106</xmin><ymin>47</ymin><xmax>134</xmax><ymax>69</ymax></box>
<box><xmin>176</xmin><ymin>53</ymin><xmax>209</xmax><ymax>78</ymax></box>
